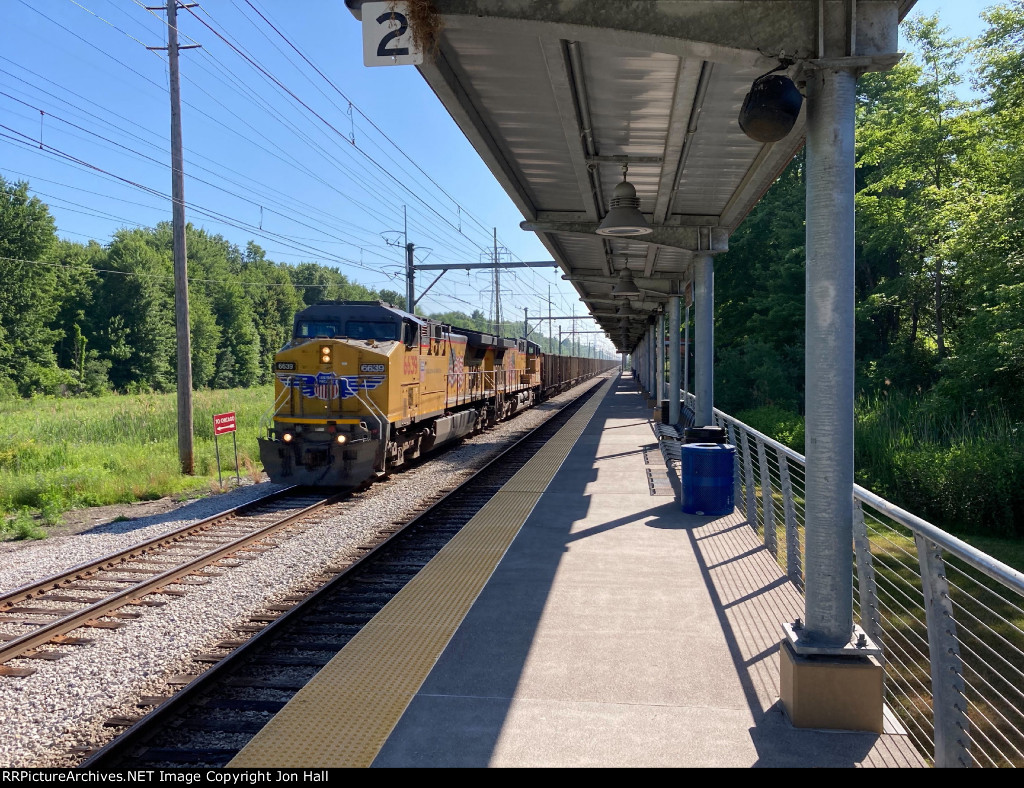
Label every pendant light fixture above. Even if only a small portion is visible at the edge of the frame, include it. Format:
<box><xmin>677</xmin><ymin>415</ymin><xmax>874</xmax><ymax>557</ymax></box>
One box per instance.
<box><xmin>596</xmin><ymin>164</ymin><xmax>651</xmax><ymax>237</ymax></box>
<box><xmin>610</xmin><ymin>267</ymin><xmax>641</xmax><ymax>296</ymax></box>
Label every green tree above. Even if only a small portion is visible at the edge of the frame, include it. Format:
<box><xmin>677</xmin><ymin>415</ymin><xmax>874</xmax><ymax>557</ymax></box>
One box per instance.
<box><xmin>714</xmin><ymin>152</ymin><xmax>806</xmax><ymax>413</ymax></box>
<box><xmin>931</xmin><ymin>0</ymin><xmax>1024</xmax><ymax>411</ymax></box>
<box><xmin>855</xmin><ymin>15</ymin><xmax>979</xmax><ymax>394</ymax></box>
<box><xmin>94</xmin><ymin>229</ymin><xmax>176</xmax><ymax>392</ymax></box>
<box><xmin>0</xmin><ymin>177</ymin><xmax>63</xmax><ymax>396</ymax></box>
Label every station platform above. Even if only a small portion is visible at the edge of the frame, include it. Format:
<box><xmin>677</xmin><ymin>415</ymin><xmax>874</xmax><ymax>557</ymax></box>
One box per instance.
<box><xmin>229</xmin><ymin>372</ymin><xmax>927</xmax><ymax>768</ymax></box>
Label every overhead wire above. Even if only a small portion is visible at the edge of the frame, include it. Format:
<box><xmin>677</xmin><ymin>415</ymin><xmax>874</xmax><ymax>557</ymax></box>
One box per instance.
<box><xmin>10</xmin><ymin>2</ymin><xmax>588</xmax><ymax>329</ymax></box>
<box><xmin>185</xmin><ymin>1</ymin><xmax>497</xmax><ymax>262</ymax></box>
<box><xmin>0</xmin><ymin>97</ymin><xmax>399</xmax><ymax>265</ymax></box>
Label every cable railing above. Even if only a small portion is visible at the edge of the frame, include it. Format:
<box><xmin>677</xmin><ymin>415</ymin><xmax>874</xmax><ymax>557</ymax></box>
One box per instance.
<box><xmin>659</xmin><ymin>394</ymin><xmax>1024</xmax><ymax>768</ymax></box>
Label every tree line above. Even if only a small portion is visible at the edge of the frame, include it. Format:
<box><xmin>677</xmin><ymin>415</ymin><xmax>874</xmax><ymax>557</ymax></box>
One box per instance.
<box><xmin>0</xmin><ymin>185</ymin><xmax>592</xmax><ymax>400</ymax></box>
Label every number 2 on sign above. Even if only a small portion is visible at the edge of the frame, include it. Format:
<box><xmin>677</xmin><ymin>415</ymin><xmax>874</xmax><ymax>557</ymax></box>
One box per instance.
<box><xmin>362</xmin><ymin>1</ymin><xmax>423</xmax><ymax>67</ymax></box>
<box><xmin>377</xmin><ymin>11</ymin><xmax>409</xmax><ymax>58</ymax></box>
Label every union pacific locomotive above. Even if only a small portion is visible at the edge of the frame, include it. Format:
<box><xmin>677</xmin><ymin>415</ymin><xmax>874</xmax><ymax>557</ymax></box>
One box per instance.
<box><xmin>258</xmin><ymin>300</ymin><xmax>616</xmax><ymax>487</ymax></box>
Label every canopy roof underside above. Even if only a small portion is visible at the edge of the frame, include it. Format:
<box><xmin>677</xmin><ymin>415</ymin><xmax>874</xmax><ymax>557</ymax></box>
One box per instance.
<box><xmin>346</xmin><ymin>0</ymin><xmax>917</xmax><ymax>352</ymax></box>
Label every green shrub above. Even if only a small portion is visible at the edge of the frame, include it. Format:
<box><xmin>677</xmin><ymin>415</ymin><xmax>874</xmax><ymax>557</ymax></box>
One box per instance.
<box><xmin>733</xmin><ymin>405</ymin><xmax>805</xmax><ymax>453</ymax></box>
<box><xmin>2</xmin><ymin>509</ymin><xmax>47</xmax><ymax>540</ymax></box>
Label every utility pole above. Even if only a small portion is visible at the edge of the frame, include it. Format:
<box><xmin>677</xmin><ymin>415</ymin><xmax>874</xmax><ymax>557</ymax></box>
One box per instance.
<box><xmin>493</xmin><ymin>228</ymin><xmax>501</xmax><ymax>334</ymax></box>
<box><xmin>524</xmin><ymin>308</ymin><xmax>528</xmax><ymax>339</ymax></box>
<box><xmin>547</xmin><ymin>286</ymin><xmax>552</xmax><ymax>353</ymax></box>
<box><xmin>405</xmin><ymin>242</ymin><xmax>415</xmax><ymax>314</ymax></box>
<box><xmin>404</xmin><ymin>206</ymin><xmax>415</xmax><ymax>313</ymax></box>
<box><xmin>150</xmin><ymin>0</ymin><xmax>198</xmax><ymax>475</ymax></box>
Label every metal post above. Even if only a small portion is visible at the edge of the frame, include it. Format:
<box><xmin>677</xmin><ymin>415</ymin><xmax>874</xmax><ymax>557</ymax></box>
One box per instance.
<box><xmin>647</xmin><ymin>327</ymin><xmax>654</xmax><ymax>397</ymax></box>
<box><xmin>214</xmin><ymin>433</ymin><xmax>222</xmax><ymax>488</ymax></box>
<box><xmin>168</xmin><ymin>0</ymin><xmax>193</xmax><ymax>475</ymax></box>
<box><xmin>524</xmin><ymin>307</ymin><xmax>528</xmax><ymax>339</ymax></box>
<box><xmin>853</xmin><ymin>501</ymin><xmax>882</xmax><ymax>649</ymax></box>
<box><xmin>656</xmin><ymin>309</ymin><xmax>665</xmax><ymax>405</ymax></box>
<box><xmin>727</xmin><ymin>422</ymin><xmax>743</xmax><ymax>524</ymax></box>
<box><xmin>779</xmin><ymin>452</ymin><xmax>802</xmax><ymax>590</ymax></box>
<box><xmin>757</xmin><ymin>437</ymin><xmax>776</xmax><ymax>556</ymax></box>
<box><xmin>803</xmin><ymin>67</ymin><xmax>857</xmax><ymax>648</ymax></box>
<box><xmin>694</xmin><ymin>252</ymin><xmax>714</xmax><ymax>427</ymax></box>
<box><xmin>915</xmin><ymin>534</ymin><xmax>971</xmax><ymax>767</ymax></box>
<box><xmin>548</xmin><ymin>285</ymin><xmax>553</xmax><ymax>353</ymax></box>
<box><xmin>683</xmin><ymin>303</ymin><xmax>690</xmax><ymax>396</ymax></box>
<box><xmin>405</xmin><ymin>241</ymin><xmax>415</xmax><ymax>313</ymax></box>
<box><xmin>493</xmin><ymin>228</ymin><xmax>501</xmax><ymax>333</ymax></box>
<box><xmin>741</xmin><ymin>429</ymin><xmax>756</xmax><ymax>526</ymax></box>
<box><xmin>669</xmin><ymin>295</ymin><xmax>681</xmax><ymax>425</ymax></box>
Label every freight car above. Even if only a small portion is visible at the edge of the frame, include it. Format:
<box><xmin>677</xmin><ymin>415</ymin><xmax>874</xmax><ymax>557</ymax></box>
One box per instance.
<box><xmin>258</xmin><ymin>300</ymin><xmax>616</xmax><ymax>487</ymax></box>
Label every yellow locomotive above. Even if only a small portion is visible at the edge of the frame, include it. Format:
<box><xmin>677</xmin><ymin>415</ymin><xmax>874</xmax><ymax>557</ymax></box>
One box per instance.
<box><xmin>258</xmin><ymin>300</ymin><xmax>613</xmax><ymax>487</ymax></box>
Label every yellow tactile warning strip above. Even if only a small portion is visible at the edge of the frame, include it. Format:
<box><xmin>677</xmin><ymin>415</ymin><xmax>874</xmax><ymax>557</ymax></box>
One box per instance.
<box><xmin>229</xmin><ymin>374</ymin><xmax>617</xmax><ymax>768</ymax></box>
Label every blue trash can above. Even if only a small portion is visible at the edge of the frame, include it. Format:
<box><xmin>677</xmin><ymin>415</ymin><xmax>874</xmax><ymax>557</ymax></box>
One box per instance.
<box><xmin>681</xmin><ymin>442</ymin><xmax>736</xmax><ymax>515</ymax></box>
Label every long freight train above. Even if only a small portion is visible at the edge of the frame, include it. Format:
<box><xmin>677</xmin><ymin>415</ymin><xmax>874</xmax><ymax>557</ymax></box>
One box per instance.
<box><xmin>258</xmin><ymin>300</ymin><xmax>617</xmax><ymax>487</ymax></box>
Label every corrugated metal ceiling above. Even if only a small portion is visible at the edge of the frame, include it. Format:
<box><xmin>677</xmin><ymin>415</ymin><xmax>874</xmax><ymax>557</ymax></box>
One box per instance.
<box><xmin>345</xmin><ymin>0</ymin><xmax>917</xmax><ymax>352</ymax></box>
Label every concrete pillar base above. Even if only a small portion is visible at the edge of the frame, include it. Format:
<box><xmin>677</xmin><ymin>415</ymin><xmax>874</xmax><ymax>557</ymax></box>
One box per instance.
<box><xmin>779</xmin><ymin>640</ymin><xmax>884</xmax><ymax>733</ymax></box>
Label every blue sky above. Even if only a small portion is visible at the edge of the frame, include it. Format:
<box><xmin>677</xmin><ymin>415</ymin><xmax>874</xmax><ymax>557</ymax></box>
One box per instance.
<box><xmin>0</xmin><ymin>1</ymin><xmax>993</xmax><ymax>356</ymax></box>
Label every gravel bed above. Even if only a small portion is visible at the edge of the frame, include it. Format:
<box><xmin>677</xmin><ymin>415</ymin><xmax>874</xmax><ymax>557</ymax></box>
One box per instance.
<box><xmin>0</xmin><ymin>381</ymin><xmax>602</xmax><ymax>768</ymax></box>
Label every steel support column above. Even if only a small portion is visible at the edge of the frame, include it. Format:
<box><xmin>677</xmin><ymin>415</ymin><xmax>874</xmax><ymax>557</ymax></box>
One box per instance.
<box><xmin>647</xmin><ymin>326</ymin><xmax>655</xmax><ymax>398</ymax></box>
<box><xmin>683</xmin><ymin>304</ymin><xmax>690</xmax><ymax>397</ymax></box>
<box><xmin>656</xmin><ymin>310</ymin><xmax>665</xmax><ymax>405</ymax></box>
<box><xmin>694</xmin><ymin>252</ymin><xmax>714</xmax><ymax>426</ymax></box>
<box><xmin>669</xmin><ymin>295</ymin><xmax>681</xmax><ymax>424</ymax></box>
<box><xmin>803</xmin><ymin>67</ymin><xmax>857</xmax><ymax>648</ymax></box>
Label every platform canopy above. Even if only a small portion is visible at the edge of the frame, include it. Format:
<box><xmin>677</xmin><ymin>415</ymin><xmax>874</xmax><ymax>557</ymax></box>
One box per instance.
<box><xmin>345</xmin><ymin>0</ymin><xmax>916</xmax><ymax>352</ymax></box>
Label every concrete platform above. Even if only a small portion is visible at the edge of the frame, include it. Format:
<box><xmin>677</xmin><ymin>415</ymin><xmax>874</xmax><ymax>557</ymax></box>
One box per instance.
<box><xmin>233</xmin><ymin>372</ymin><xmax>927</xmax><ymax>768</ymax></box>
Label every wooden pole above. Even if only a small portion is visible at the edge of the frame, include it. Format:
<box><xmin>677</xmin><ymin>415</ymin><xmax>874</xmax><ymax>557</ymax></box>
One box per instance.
<box><xmin>168</xmin><ymin>0</ymin><xmax>194</xmax><ymax>474</ymax></box>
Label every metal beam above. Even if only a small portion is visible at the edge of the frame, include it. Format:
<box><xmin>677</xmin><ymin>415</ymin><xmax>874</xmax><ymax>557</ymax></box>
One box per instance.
<box><xmin>523</xmin><ymin>220</ymin><xmax>729</xmax><ymax>253</ymax></box>
<box><xmin>414</xmin><ymin>261</ymin><xmax>557</xmax><ymax>271</ymax></box>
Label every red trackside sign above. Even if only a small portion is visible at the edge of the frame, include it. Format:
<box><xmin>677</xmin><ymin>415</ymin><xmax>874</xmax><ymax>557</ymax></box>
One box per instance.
<box><xmin>213</xmin><ymin>412</ymin><xmax>236</xmax><ymax>435</ymax></box>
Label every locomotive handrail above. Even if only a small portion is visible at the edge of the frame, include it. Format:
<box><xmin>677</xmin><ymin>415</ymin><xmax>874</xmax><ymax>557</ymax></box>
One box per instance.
<box><xmin>353</xmin><ymin>385</ymin><xmax>390</xmax><ymax>473</ymax></box>
<box><xmin>259</xmin><ymin>379</ymin><xmax>293</xmax><ymax>437</ymax></box>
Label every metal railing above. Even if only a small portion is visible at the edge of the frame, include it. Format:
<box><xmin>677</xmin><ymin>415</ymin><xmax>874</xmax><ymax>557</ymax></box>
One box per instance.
<box><xmin>659</xmin><ymin>395</ymin><xmax>1024</xmax><ymax>768</ymax></box>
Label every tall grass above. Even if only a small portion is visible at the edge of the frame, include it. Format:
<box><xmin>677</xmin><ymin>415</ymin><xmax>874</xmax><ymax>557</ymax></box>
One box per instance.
<box><xmin>0</xmin><ymin>386</ymin><xmax>274</xmax><ymax>534</ymax></box>
<box><xmin>737</xmin><ymin>395</ymin><xmax>1024</xmax><ymax>539</ymax></box>
<box><xmin>856</xmin><ymin>394</ymin><xmax>1024</xmax><ymax>538</ymax></box>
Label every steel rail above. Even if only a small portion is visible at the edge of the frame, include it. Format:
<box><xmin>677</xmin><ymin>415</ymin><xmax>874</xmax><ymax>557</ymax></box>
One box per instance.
<box><xmin>0</xmin><ymin>488</ymin><xmax>342</xmax><ymax>666</ymax></box>
<box><xmin>0</xmin><ymin>486</ymin><xmax>301</xmax><ymax>611</ymax></box>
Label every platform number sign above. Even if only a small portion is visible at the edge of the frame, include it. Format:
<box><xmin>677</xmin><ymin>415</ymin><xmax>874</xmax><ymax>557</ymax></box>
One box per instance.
<box><xmin>362</xmin><ymin>1</ymin><xmax>423</xmax><ymax>67</ymax></box>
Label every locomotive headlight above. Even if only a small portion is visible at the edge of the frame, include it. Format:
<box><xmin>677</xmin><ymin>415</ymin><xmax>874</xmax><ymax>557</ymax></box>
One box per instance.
<box><xmin>320</xmin><ymin>345</ymin><xmax>332</xmax><ymax>364</ymax></box>
<box><xmin>281</xmin><ymin>432</ymin><xmax>294</xmax><ymax>443</ymax></box>
<box><xmin>335</xmin><ymin>434</ymin><xmax>347</xmax><ymax>445</ymax></box>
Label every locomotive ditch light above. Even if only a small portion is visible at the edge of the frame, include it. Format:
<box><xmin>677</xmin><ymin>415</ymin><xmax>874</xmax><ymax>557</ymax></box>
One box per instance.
<box><xmin>281</xmin><ymin>432</ymin><xmax>294</xmax><ymax>443</ymax></box>
<box><xmin>336</xmin><ymin>434</ymin><xmax>348</xmax><ymax>445</ymax></box>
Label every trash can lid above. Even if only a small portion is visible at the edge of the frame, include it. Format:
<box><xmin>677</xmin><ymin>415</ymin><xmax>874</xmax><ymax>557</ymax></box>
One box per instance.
<box><xmin>681</xmin><ymin>442</ymin><xmax>735</xmax><ymax>451</ymax></box>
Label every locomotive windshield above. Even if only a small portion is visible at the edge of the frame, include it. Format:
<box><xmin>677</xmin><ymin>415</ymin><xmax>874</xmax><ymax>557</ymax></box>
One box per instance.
<box><xmin>296</xmin><ymin>320</ymin><xmax>340</xmax><ymax>338</ymax></box>
<box><xmin>294</xmin><ymin>319</ymin><xmax>399</xmax><ymax>341</ymax></box>
<box><xmin>344</xmin><ymin>320</ymin><xmax>399</xmax><ymax>341</ymax></box>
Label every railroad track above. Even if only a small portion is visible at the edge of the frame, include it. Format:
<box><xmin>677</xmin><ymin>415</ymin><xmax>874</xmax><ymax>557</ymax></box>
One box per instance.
<box><xmin>0</xmin><ymin>487</ymin><xmax>342</xmax><ymax>675</ymax></box>
<box><xmin>79</xmin><ymin>378</ymin><xmax>604</xmax><ymax>769</ymax></box>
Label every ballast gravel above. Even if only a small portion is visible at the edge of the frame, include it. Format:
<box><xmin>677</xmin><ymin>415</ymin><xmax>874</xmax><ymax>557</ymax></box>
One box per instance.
<box><xmin>0</xmin><ymin>381</ymin><xmax>605</xmax><ymax>768</ymax></box>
